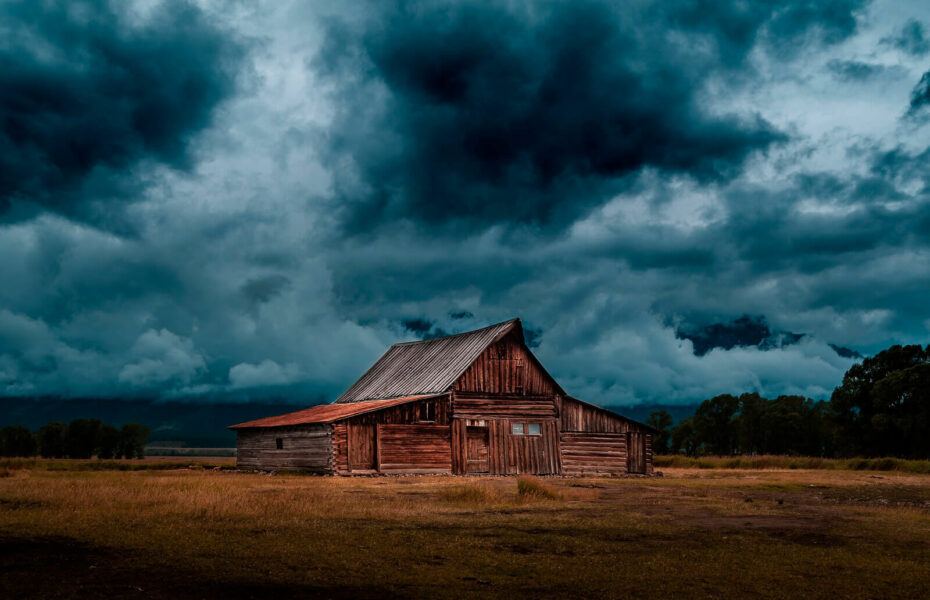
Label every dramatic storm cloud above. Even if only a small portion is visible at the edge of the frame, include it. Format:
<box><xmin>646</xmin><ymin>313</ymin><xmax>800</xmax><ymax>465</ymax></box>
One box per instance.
<box><xmin>0</xmin><ymin>0</ymin><xmax>244</xmax><ymax>226</ymax></box>
<box><xmin>1</xmin><ymin>0</ymin><xmax>929</xmax><ymax>407</ymax></box>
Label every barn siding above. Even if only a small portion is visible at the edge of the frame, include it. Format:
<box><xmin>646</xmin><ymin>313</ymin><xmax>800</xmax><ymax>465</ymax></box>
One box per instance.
<box><xmin>378</xmin><ymin>424</ymin><xmax>452</xmax><ymax>474</ymax></box>
<box><xmin>236</xmin><ymin>425</ymin><xmax>333</xmax><ymax>472</ymax></box>
<box><xmin>560</xmin><ymin>432</ymin><xmax>627</xmax><ymax>476</ymax></box>
<box><xmin>558</xmin><ymin>398</ymin><xmax>655</xmax><ymax>475</ymax></box>
<box><xmin>561</xmin><ymin>397</ymin><xmax>634</xmax><ymax>433</ymax></box>
<box><xmin>453</xmin><ymin>332</ymin><xmax>557</xmax><ymax>396</ymax></box>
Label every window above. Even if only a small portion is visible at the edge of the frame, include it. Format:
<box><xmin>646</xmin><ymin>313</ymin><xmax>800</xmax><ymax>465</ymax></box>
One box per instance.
<box><xmin>275</xmin><ymin>438</ymin><xmax>283</xmax><ymax>450</ymax></box>
<box><xmin>419</xmin><ymin>401</ymin><xmax>435</xmax><ymax>422</ymax></box>
<box><xmin>512</xmin><ymin>423</ymin><xmax>541</xmax><ymax>436</ymax></box>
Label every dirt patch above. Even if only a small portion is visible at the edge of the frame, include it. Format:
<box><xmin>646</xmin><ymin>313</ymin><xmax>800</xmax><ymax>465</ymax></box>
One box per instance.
<box><xmin>0</xmin><ymin>536</ymin><xmax>404</xmax><ymax>600</ymax></box>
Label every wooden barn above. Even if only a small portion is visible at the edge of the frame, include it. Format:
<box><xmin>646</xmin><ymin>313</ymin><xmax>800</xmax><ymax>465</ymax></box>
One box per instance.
<box><xmin>230</xmin><ymin>319</ymin><xmax>654</xmax><ymax>476</ymax></box>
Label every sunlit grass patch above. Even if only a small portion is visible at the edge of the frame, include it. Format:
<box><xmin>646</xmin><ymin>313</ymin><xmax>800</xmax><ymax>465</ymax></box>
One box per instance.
<box><xmin>517</xmin><ymin>476</ymin><xmax>561</xmax><ymax>501</ymax></box>
<box><xmin>441</xmin><ymin>481</ymin><xmax>505</xmax><ymax>505</ymax></box>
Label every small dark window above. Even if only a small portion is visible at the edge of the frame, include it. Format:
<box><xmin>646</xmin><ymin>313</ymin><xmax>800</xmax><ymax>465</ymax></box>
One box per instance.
<box><xmin>527</xmin><ymin>423</ymin><xmax>541</xmax><ymax>436</ymax></box>
<box><xmin>419</xmin><ymin>402</ymin><xmax>435</xmax><ymax>422</ymax></box>
<box><xmin>275</xmin><ymin>438</ymin><xmax>283</xmax><ymax>450</ymax></box>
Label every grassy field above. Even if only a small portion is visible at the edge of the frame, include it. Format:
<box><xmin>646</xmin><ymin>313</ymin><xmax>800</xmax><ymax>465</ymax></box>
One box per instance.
<box><xmin>655</xmin><ymin>454</ymin><xmax>930</xmax><ymax>473</ymax></box>
<box><xmin>2</xmin><ymin>460</ymin><xmax>930</xmax><ymax>599</ymax></box>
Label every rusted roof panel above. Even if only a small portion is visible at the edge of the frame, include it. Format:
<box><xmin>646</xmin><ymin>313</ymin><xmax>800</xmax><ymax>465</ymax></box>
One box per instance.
<box><xmin>334</xmin><ymin>319</ymin><xmax>520</xmax><ymax>403</ymax></box>
<box><xmin>228</xmin><ymin>394</ymin><xmax>439</xmax><ymax>429</ymax></box>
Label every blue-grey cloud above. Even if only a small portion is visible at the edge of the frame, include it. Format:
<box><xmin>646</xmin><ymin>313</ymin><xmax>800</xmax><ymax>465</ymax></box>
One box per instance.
<box><xmin>0</xmin><ymin>0</ymin><xmax>245</xmax><ymax>226</ymax></box>
<box><xmin>311</xmin><ymin>0</ymin><xmax>876</xmax><ymax>230</ymax></box>
<box><xmin>4</xmin><ymin>0</ymin><xmax>930</xmax><ymax>412</ymax></box>
<box><xmin>881</xmin><ymin>18</ymin><xmax>930</xmax><ymax>56</ymax></box>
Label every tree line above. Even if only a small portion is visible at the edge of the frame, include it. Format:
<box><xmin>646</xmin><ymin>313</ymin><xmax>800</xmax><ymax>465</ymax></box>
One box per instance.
<box><xmin>647</xmin><ymin>344</ymin><xmax>930</xmax><ymax>459</ymax></box>
<box><xmin>0</xmin><ymin>419</ymin><xmax>151</xmax><ymax>459</ymax></box>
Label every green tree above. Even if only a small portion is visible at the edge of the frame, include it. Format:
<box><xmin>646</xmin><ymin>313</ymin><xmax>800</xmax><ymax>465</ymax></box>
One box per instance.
<box><xmin>38</xmin><ymin>422</ymin><xmax>67</xmax><ymax>458</ymax></box>
<box><xmin>670</xmin><ymin>417</ymin><xmax>698</xmax><ymax>456</ymax></box>
<box><xmin>692</xmin><ymin>394</ymin><xmax>740</xmax><ymax>455</ymax></box>
<box><xmin>97</xmin><ymin>424</ymin><xmax>121</xmax><ymax>459</ymax></box>
<box><xmin>0</xmin><ymin>426</ymin><xmax>38</xmax><ymax>457</ymax></box>
<box><xmin>646</xmin><ymin>410</ymin><xmax>674</xmax><ymax>454</ymax></box>
<box><xmin>118</xmin><ymin>423</ymin><xmax>151</xmax><ymax>459</ymax></box>
<box><xmin>737</xmin><ymin>393</ymin><xmax>765</xmax><ymax>455</ymax></box>
<box><xmin>831</xmin><ymin>344</ymin><xmax>930</xmax><ymax>457</ymax></box>
<box><xmin>65</xmin><ymin>418</ymin><xmax>102</xmax><ymax>458</ymax></box>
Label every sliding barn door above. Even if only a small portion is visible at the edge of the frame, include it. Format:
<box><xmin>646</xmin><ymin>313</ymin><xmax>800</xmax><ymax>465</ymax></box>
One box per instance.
<box><xmin>348</xmin><ymin>424</ymin><xmax>376</xmax><ymax>471</ymax></box>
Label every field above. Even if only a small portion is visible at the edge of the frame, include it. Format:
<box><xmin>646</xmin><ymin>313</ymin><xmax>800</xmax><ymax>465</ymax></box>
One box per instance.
<box><xmin>2</xmin><ymin>460</ymin><xmax>930</xmax><ymax>599</ymax></box>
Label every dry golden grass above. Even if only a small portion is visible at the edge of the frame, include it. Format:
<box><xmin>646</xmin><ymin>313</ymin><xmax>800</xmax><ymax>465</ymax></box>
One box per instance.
<box><xmin>1</xmin><ymin>463</ymin><xmax>930</xmax><ymax>599</ymax></box>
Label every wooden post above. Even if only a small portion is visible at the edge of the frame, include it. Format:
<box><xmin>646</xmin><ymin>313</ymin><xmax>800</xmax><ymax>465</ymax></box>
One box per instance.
<box><xmin>376</xmin><ymin>424</ymin><xmax>382</xmax><ymax>473</ymax></box>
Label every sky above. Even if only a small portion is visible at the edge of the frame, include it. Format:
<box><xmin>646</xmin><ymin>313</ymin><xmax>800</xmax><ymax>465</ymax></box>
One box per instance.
<box><xmin>2</xmin><ymin>0</ymin><xmax>930</xmax><ymax>407</ymax></box>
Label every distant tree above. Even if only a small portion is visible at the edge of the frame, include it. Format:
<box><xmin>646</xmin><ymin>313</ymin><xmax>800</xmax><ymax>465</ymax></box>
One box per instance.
<box><xmin>0</xmin><ymin>426</ymin><xmax>38</xmax><ymax>457</ymax></box>
<box><xmin>97</xmin><ymin>424</ymin><xmax>121</xmax><ymax>459</ymax></box>
<box><xmin>670</xmin><ymin>417</ymin><xmax>698</xmax><ymax>456</ymax></box>
<box><xmin>118</xmin><ymin>423</ymin><xmax>151</xmax><ymax>459</ymax></box>
<box><xmin>760</xmin><ymin>396</ymin><xmax>812</xmax><ymax>455</ymax></box>
<box><xmin>692</xmin><ymin>394</ymin><xmax>740</xmax><ymax>455</ymax></box>
<box><xmin>737</xmin><ymin>393</ymin><xmax>766</xmax><ymax>455</ymax></box>
<box><xmin>646</xmin><ymin>410</ymin><xmax>674</xmax><ymax>454</ymax></box>
<box><xmin>38</xmin><ymin>422</ymin><xmax>67</xmax><ymax>458</ymax></box>
<box><xmin>65</xmin><ymin>418</ymin><xmax>102</xmax><ymax>458</ymax></box>
<box><xmin>831</xmin><ymin>344</ymin><xmax>930</xmax><ymax>457</ymax></box>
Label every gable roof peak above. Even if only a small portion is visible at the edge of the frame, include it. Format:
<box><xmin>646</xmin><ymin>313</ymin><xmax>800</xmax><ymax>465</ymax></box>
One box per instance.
<box><xmin>390</xmin><ymin>318</ymin><xmax>521</xmax><ymax>348</ymax></box>
<box><xmin>334</xmin><ymin>318</ymin><xmax>523</xmax><ymax>403</ymax></box>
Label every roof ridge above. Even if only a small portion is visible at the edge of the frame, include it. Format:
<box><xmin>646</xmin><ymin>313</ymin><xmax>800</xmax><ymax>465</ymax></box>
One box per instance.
<box><xmin>390</xmin><ymin>318</ymin><xmax>520</xmax><ymax>347</ymax></box>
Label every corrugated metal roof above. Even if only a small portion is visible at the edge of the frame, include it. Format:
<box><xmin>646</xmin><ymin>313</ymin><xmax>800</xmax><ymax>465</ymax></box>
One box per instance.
<box><xmin>228</xmin><ymin>394</ymin><xmax>440</xmax><ymax>429</ymax></box>
<box><xmin>334</xmin><ymin>319</ymin><xmax>520</xmax><ymax>403</ymax></box>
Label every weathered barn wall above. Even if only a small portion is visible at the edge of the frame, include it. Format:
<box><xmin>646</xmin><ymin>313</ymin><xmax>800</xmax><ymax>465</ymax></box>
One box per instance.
<box><xmin>236</xmin><ymin>425</ymin><xmax>333</xmax><ymax>472</ymax></box>
<box><xmin>450</xmin><ymin>416</ymin><xmax>560</xmax><ymax>475</ymax></box>
<box><xmin>453</xmin><ymin>332</ymin><xmax>558</xmax><ymax>396</ymax></box>
<box><xmin>560</xmin><ymin>397</ymin><xmax>636</xmax><ymax>433</ymax></box>
<box><xmin>560</xmin><ymin>432</ymin><xmax>627</xmax><ymax>476</ymax></box>
<box><xmin>559</xmin><ymin>397</ymin><xmax>655</xmax><ymax>475</ymax></box>
<box><xmin>331</xmin><ymin>397</ymin><xmax>454</xmax><ymax>475</ymax></box>
<box><xmin>378</xmin><ymin>424</ymin><xmax>452</xmax><ymax>474</ymax></box>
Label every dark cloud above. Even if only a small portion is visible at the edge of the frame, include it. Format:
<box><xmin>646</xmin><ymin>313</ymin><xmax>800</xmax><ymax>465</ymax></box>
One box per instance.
<box><xmin>909</xmin><ymin>70</ymin><xmax>930</xmax><ymax>113</ymax></box>
<box><xmin>675</xmin><ymin>315</ymin><xmax>863</xmax><ymax>359</ymax></box>
<box><xmin>401</xmin><ymin>318</ymin><xmax>449</xmax><ymax>340</ymax></box>
<box><xmin>826</xmin><ymin>59</ymin><xmax>897</xmax><ymax>81</ymax></box>
<box><xmin>241</xmin><ymin>275</ymin><xmax>292</xmax><ymax>306</ymax></box>
<box><xmin>881</xmin><ymin>18</ymin><xmax>930</xmax><ymax>56</ymax></box>
<box><xmin>4</xmin><ymin>0</ymin><xmax>928</xmax><ymax>409</ymax></box>
<box><xmin>0</xmin><ymin>0</ymin><xmax>245</xmax><ymax>225</ymax></box>
<box><xmin>677</xmin><ymin>315</ymin><xmax>774</xmax><ymax>356</ymax></box>
<box><xmin>308</xmin><ymin>0</ymin><xmax>880</xmax><ymax>230</ymax></box>
<box><xmin>523</xmin><ymin>327</ymin><xmax>543</xmax><ymax>349</ymax></box>
<box><xmin>829</xmin><ymin>344</ymin><xmax>864</xmax><ymax>359</ymax></box>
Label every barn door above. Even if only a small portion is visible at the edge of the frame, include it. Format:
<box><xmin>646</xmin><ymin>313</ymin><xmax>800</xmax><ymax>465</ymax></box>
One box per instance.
<box><xmin>348</xmin><ymin>424</ymin><xmax>377</xmax><ymax>471</ymax></box>
<box><xmin>627</xmin><ymin>432</ymin><xmax>646</xmax><ymax>474</ymax></box>
<box><xmin>466</xmin><ymin>427</ymin><xmax>489</xmax><ymax>474</ymax></box>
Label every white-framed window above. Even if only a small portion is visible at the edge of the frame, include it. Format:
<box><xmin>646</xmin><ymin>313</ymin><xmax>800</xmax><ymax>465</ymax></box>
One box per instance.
<box><xmin>511</xmin><ymin>423</ymin><xmax>542</xmax><ymax>436</ymax></box>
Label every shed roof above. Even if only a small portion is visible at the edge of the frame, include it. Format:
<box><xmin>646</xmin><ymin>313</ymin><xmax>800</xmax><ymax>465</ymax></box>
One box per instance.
<box><xmin>334</xmin><ymin>318</ymin><xmax>521</xmax><ymax>403</ymax></box>
<box><xmin>228</xmin><ymin>394</ymin><xmax>439</xmax><ymax>429</ymax></box>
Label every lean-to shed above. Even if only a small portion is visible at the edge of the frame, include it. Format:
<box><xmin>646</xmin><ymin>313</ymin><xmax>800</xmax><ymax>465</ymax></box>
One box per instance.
<box><xmin>230</xmin><ymin>319</ymin><xmax>654</xmax><ymax>475</ymax></box>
